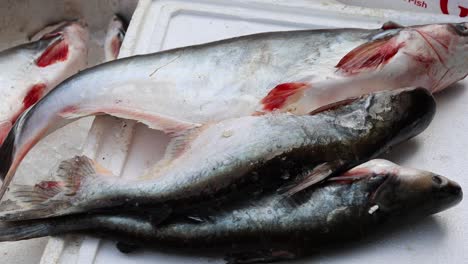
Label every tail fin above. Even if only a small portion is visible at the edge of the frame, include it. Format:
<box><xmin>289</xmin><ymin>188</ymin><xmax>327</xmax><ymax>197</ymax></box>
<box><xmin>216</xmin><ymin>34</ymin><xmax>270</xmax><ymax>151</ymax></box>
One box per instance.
<box><xmin>0</xmin><ymin>219</ymin><xmax>53</xmax><ymax>241</ymax></box>
<box><xmin>0</xmin><ymin>155</ymin><xmax>108</xmax><ymax>221</ymax></box>
<box><xmin>0</xmin><ymin>213</ymin><xmax>100</xmax><ymax>242</ymax></box>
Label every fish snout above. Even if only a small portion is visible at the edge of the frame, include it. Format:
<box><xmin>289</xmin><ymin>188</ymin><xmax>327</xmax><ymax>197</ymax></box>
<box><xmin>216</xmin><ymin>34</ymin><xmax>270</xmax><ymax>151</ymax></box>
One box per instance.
<box><xmin>392</xmin><ymin>87</ymin><xmax>436</xmax><ymax>140</ymax></box>
<box><xmin>432</xmin><ymin>174</ymin><xmax>463</xmax><ymax>207</ymax></box>
<box><xmin>452</xmin><ymin>22</ymin><xmax>468</xmax><ymax>37</ymax></box>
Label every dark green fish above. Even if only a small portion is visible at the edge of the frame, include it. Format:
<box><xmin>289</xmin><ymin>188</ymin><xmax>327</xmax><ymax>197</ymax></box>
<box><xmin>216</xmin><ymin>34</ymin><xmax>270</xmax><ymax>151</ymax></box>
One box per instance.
<box><xmin>0</xmin><ymin>160</ymin><xmax>462</xmax><ymax>264</ymax></box>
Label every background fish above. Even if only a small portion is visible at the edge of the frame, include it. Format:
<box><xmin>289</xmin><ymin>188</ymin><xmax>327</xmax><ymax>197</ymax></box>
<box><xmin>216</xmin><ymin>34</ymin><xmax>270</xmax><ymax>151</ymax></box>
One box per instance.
<box><xmin>104</xmin><ymin>15</ymin><xmax>127</xmax><ymax>62</ymax></box>
<box><xmin>0</xmin><ymin>21</ymin><xmax>89</xmax><ymax>146</ymax></box>
<box><xmin>0</xmin><ymin>160</ymin><xmax>461</xmax><ymax>264</ymax></box>
<box><xmin>0</xmin><ymin>88</ymin><xmax>436</xmax><ymax>221</ymax></box>
<box><xmin>0</xmin><ymin>22</ymin><xmax>465</xmax><ymax>199</ymax></box>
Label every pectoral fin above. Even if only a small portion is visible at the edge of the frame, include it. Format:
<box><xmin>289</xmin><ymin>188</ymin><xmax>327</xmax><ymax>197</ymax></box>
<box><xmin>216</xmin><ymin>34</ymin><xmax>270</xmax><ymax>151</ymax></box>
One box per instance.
<box><xmin>279</xmin><ymin>160</ymin><xmax>347</xmax><ymax>197</ymax></box>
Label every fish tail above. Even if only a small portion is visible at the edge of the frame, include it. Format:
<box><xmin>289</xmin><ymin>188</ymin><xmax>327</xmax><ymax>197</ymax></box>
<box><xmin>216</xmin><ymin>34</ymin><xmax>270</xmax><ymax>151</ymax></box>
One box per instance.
<box><xmin>0</xmin><ymin>155</ymin><xmax>112</xmax><ymax>221</ymax></box>
<box><xmin>0</xmin><ymin>214</ymin><xmax>97</xmax><ymax>242</ymax></box>
<box><xmin>0</xmin><ymin>219</ymin><xmax>55</xmax><ymax>241</ymax></box>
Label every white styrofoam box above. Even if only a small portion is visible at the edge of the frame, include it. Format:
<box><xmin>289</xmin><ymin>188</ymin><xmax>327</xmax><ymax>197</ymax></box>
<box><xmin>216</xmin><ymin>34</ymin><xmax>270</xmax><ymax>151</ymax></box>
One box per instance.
<box><xmin>338</xmin><ymin>0</ymin><xmax>468</xmax><ymax>17</ymax></box>
<box><xmin>38</xmin><ymin>0</ymin><xmax>467</xmax><ymax>263</ymax></box>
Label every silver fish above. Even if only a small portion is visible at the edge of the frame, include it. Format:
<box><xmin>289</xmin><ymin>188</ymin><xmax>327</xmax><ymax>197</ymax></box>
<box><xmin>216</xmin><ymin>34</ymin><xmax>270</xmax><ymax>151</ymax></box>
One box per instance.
<box><xmin>0</xmin><ymin>160</ymin><xmax>461</xmax><ymax>263</ymax></box>
<box><xmin>0</xmin><ymin>21</ymin><xmax>88</xmax><ymax>146</ymax></box>
<box><xmin>0</xmin><ymin>22</ymin><xmax>465</xmax><ymax>199</ymax></box>
<box><xmin>0</xmin><ymin>88</ymin><xmax>436</xmax><ymax>221</ymax></box>
<box><xmin>104</xmin><ymin>15</ymin><xmax>127</xmax><ymax>62</ymax></box>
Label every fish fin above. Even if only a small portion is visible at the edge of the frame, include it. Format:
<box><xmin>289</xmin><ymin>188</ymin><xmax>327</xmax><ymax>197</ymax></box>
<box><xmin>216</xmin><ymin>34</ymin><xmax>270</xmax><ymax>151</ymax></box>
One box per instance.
<box><xmin>163</xmin><ymin>126</ymin><xmax>199</xmax><ymax>163</ymax></box>
<box><xmin>138</xmin><ymin>126</ymin><xmax>200</xmax><ymax>180</ymax></box>
<box><xmin>0</xmin><ymin>219</ymin><xmax>53</xmax><ymax>242</ymax></box>
<box><xmin>336</xmin><ymin>36</ymin><xmax>403</xmax><ymax>75</ymax></box>
<box><xmin>280</xmin><ymin>160</ymin><xmax>346</xmax><ymax>197</ymax></box>
<box><xmin>381</xmin><ymin>21</ymin><xmax>404</xmax><ymax>30</ymax></box>
<box><xmin>260</xmin><ymin>82</ymin><xmax>309</xmax><ymax>112</ymax></box>
<box><xmin>116</xmin><ymin>241</ymin><xmax>140</xmax><ymax>254</ymax></box>
<box><xmin>308</xmin><ymin>96</ymin><xmax>360</xmax><ymax>115</ymax></box>
<box><xmin>225</xmin><ymin>249</ymin><xmax>296</xmax><ymax>264</ymax></box>
<box><xmin>0</xmin><ymin>156</ymin><xmax>109</xmax><ymax>221</ymax></box>
<box><xmin>60</xmin><ymin>106</ymin><xmax>201</xmax><ymax>134</ymax></box>
<box><xmin>36</xmin><ymin>36</ymin><xmax>69</xmax><ymax>67</ymax></box>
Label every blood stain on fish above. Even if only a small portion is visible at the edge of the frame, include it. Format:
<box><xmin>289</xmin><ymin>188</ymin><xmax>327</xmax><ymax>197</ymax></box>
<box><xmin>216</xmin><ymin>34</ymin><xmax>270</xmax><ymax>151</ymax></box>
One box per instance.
<box><xmin>9</xmin><ymin>83</ymin><xmax>47</xmax><ymax>125</ymax></box>
<box><xmin>23</xmin><ymin>83</ymin><xmax>46</xmax><ymax>110</ymax></box>
<box><xmin>261</xmin><ymin>82</ymin><xmax>308</xmax><ymax>111</ymax></box>
<box><xmin>36</xmin><ymin>39</ymin><xmax>69</xmax><ymax>67</ymax></box>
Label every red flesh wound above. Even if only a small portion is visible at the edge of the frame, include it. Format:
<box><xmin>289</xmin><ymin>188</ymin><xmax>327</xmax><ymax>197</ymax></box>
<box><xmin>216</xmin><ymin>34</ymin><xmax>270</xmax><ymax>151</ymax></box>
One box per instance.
<box><xmin>9</xmin><ymin>83</ymin><xmax>47</xmax><ymax>125</ymax></box>
<box><xmin>336</xmin><ymin>38</ymin><xmax>404</xmax><ymax>75</ymax></box>
<box><xmin>36</xmin><ymin>39</ymin><xmax>69</xmax><ymax>67</ymax></box>
<box><xmin>23</xmin><ymin>83</ymin><xmax>46</xmax><ymax>110</ymax></box>
<box><xmin>261</xmin><ymin>82</ymin><xmax>308</xmax><ymax>111</ymax></box>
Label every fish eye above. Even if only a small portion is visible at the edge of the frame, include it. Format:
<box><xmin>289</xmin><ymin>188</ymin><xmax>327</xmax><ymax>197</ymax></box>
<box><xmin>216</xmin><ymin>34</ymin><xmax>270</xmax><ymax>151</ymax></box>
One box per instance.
<box><xmin>432</xmin><ymin>175</ymin><xmax>443</xmax><ymax>185</ymax></box>
<box><xmin>453</xmin><ymin>23</ymin><xmax>468</xmax><ymax>36</ymax></box>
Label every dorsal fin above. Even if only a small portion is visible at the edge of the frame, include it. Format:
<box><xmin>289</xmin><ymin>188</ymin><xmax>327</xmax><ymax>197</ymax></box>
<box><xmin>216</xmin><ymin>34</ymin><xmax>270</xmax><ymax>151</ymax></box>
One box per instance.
<box><xmin>381</xmin><ymin>21</ymin><xmax>404</xmax><ymax>30</ymax></box>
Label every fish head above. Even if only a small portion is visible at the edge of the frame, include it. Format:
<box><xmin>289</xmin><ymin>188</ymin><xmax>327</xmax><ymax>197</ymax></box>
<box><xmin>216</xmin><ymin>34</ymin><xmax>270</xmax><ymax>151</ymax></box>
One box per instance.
<box><xmin>359</xmin><ymin>159</ymin><xmax>463</xmax><ymax>220</ymax></box>
<box><xmin>365</xmin><ymin>87</ymin><xmax>436</xmax><ymax>147</ymax></box>
<box><xmin>405</xmin><ymin>22</ymin><xmax>468</xmax><ymax>92</ymax></box>
<box><xmin>337</xmin><ymin>22</ymin><xmax>467</xmax><ymax>92</ymax></box>
<box><xmin>319</xmin><ymin>87</ymin><xmax>435</xmax><ymax>159</ymax></box>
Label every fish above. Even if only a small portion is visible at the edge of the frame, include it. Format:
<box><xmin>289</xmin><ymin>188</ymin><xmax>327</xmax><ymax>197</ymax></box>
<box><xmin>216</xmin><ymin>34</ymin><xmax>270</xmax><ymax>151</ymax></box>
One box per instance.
<box><xmin>0</xmin><ymin>22</ymin><xmax>465</xmax><ymax>200</ymax></box>
<box><xmin>104</xmin><ymin>15</ymin><xmax>127</xmax><ymax>61</ymax></box>
<box><xmin>0</xmin><ymin>21</ymin><xmax>89</xmax><ymax>146</ymax></box>
<box><xmin>0</xmin><ymin>87</ymin><xmax>436</xmax><ymax>221</ymax></box>
<box><xmin>0</xmin><ymin>159</ymin><xmax>461</xmax><ymax>264</ymax></box>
